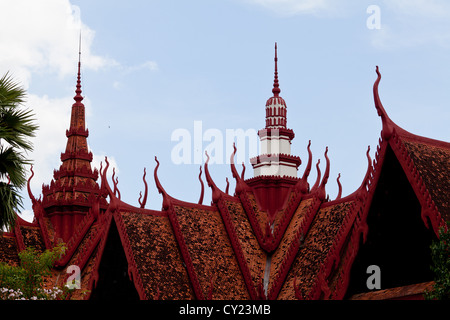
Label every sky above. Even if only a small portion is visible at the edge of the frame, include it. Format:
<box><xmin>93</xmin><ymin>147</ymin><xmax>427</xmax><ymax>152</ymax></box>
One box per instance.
<box><xmin>0</xmin><ymin>0</ymin><xmax>449</xmax><ymax>222</ymax></box>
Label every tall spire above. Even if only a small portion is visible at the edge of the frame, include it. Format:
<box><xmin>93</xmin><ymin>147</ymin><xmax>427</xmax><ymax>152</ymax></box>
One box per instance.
<box><xmin>73</xmin><ymin>32</ymin><xmax>83</xmax><ymax>107</ymax></box>
<box><xmin>272</xmin><ymin>42</ymin><xmax>280</xmax><ymax>97</ymax></box>
<box><xmin>265</xmin><ymin>42</ymin><xmax>287</xmax><ymax>129</ymax></box>
<box><xmin>252</xmin><ymin>42</ymin><xmax>301</xmax><ymax>179</ymax></box>
<box><xmin>38</xmin><ymin>35</ymin><xmax>104</xmax><ymax>244</ymax></box>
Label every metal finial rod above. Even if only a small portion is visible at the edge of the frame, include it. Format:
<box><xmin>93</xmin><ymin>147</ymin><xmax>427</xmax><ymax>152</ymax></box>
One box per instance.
<box><xmin>272</xmin><ymin>42</ymin><xmax>280</xmax><ymax>97</ymax></box>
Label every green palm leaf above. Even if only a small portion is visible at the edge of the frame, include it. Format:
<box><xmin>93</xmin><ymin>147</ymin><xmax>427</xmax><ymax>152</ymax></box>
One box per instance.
<box><xmin>0</xmin><ymin>182</ymin><xmax>23</xmax><ymax>230</ymax></box>
<box><xmin>0</xmin><ymin>72</ymin><xmax>38</xmax><ymax>231</ymax></box>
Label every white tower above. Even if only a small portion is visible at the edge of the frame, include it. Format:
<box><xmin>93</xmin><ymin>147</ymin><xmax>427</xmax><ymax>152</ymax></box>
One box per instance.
<box><xmin>251</xmin><ymin>43</ymin><xmax>301</xmax><ymax>178</ymax></box>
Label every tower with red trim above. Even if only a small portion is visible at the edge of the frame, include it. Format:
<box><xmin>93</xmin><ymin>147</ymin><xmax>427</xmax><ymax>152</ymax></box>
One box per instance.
<box><xmin>251</xmin><ymin>43</ymin><xmax>301</xmax><ymax>178</ymax></box>
<box><xmin>34</xmin><ymin>47</ymin><xmax>107</xmax><ymax>244</ymax></box>
<box><xmin>247</xmin><ymin>43</ymin><xmax>303</xmax><ymax>221</ymax></box>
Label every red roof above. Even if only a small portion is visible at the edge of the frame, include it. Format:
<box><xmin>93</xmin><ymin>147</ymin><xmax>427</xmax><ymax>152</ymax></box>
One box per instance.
<box><xmin>0</xmin><ymin>61</ymin><xmax>448</xmax><ymax>300</ymax></box>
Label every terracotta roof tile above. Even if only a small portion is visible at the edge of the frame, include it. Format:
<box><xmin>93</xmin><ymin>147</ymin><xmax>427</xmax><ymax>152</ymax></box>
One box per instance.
<box><xmin>350</xmin><ymin>281</ymin><xmax>434</xmax><ymax>300</ymax></box>
<box><xmin>73</xmin><ymin>246</ymin><xmax>99</xmax><ymax>300</ymax></box>
<box><xmin>0</xmin><ymin>235</ymin><xmax>19</xmax><ymax>266</ymax></box>
<box><xmin>245</xmin><ymin>192</ymin><xmax>268</xmax><ymax>235</ymax></box>
<box><xmin>19</xmin><ymin>226</ymin><xmax>45</xmax><ymax>253</ymax></box>
<box><xmin>224</xmin><ymin>198</ymin><xmax>267</xmax><ymax>294</ymax></box>
<box><xmin>172</xmin><ymin>204</ymin><xmax>249</xmax><ymax>299</ymax></box>
<box><xmin>269</xmin><ymin>198</ymin><xmax>314</xmax><ymax>293</ymax></box>
<box><xmin>402</xmin><ymin>139</ymin><xmax>450</xmax><ymax>221</ymax></box>
<box><xmin>278</xmin><ymin>200</ymin><xmax>353</xmax><ymax>299</ymax></box>
<box><xmin>119</xmin><ymin>211</ymin><xmax>194</xmax><ymax>300</ymax></box>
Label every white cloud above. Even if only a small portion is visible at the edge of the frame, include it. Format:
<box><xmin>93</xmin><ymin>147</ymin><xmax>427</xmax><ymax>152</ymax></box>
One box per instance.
<box><xmin>124</xmin><ymin>60</ymin><xmax>159</xmax><ymax>73</ymax></box>
<box><xmin>0</xmin><ymin>0</ymin><xmax>116</xmax><ymax>88</ymax></box>
<box><xmin>243</xmin><ymin>0</ymin><xmax>339</xmax><ymax>16</ymax></box>
<box><xmin>112</xmin><ymin>60</ymin><xmax>159</xmax><ymax>90</ymax></box>
<box><xmin>0</xmin><ymin>0</ymin><xmax>122</xmax><ymax>221</ymax></box>
<box><xmin>385</xmin><ymin>0</ymin><xmax>450</xmax><ymax>18</ymax></box>
<box><xmin>369</xmin><ymin>0</ymin><xmax>450</xmax><ymax>50</ymax></box>
<box><xmin>23</xmin><ymin>94</ymin><xmax>71</xmax><ymax>204</ymax></box>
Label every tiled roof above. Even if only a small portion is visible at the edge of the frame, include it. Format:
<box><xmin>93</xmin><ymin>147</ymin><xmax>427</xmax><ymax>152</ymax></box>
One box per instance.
<box><xmin>372</xmin><ymin>65</ymin><xmax>449</xmax><ymax>233</ymax></box>
<box><xmin>0</xmin><ymin>67</ymin><xmax>446</xmax><ymax>301</ymax></box>
<box><xmin>170</xmin><ymin>203</ymin><xmax>249</xmax><ymax>299</ymax></box>
<box><xmin>278</xmin><ymin>200</ymin><xmax>355</xmax><ymax>299</ymax></box>
<box><xmin>268</xmin><ymin>197</ymin><xmax>315</xmax><ymax>295</ymax></box>
<box><xmin>401</xmin><ymin>138</ymin><xmax>450</xmax><ymax>221</ymax></box>
<box><xmin>116</xmin><ymin>211</ymin><xmax>194</xmax><ymax>299</ymax></box>
<box><xmin>350</xmin><ymin>281</ymin><xmax>434</xmax><ymax>300</ymax></box>
<box><xmin>18</xmin><ymin>225</ymin><xmax>45</xmax><ymax>253</ymax></box>
<box><xmin>0</xmin><ymin>234</ymin><xmax>19</xmax><ymax>266</ymax></box>
<box><xmin>0</xmin><ymin>147</ymin><xmax>370</xmax><ymax>300</ymax></box>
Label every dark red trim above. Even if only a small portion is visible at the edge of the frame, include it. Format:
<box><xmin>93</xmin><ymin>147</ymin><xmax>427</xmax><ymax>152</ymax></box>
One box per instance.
<box><xmin>257</xmin><ymin>128</ymin><xmax>295</xmax><ymax>140</ymax></box>
<box><xmin>60</xmin><ymin>150</ymin><xmax>93</xmax><ymax>162</ymax></box>
<box><xmin>215</xmin><ymin>195</ymin><xmax>258</xmax><ymax>299</ymax></box>
<box><xmin>66</xmin><ymin>127</ymin><xmax>89</xmax><ymax>138</ymax></box>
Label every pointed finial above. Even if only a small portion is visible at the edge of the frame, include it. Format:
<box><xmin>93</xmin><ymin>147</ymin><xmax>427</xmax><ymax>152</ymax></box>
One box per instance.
<box><xmin>78</xmin><ymin>31</ymin><xmax>82</xmax><ymax>63</ymax></box>
<box><xmin>272</xmin><ymin>42</ymin><xmax>280</xmax><ymax>97</ymax></box>
<box><xmin>73</xmin><ymin>32</ymin><xmax>84</xmax><ymax>106</ymax></box>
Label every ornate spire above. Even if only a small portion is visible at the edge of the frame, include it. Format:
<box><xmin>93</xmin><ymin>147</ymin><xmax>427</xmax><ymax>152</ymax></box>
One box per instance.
<box><xmin>36</xmin><ymin>36</ymin><xmax>107</xmax><ymax>245</ymax></box>
<box><xmin>272</xmin><ymin>42</ymin><xmax>280</xmax><ymax>97</ymax></box>
<box><xmin>252</xmin><ymin>43</ymin><xmax>301</xmax><ymax>178</ymax></box>
<box><xmin>264</xmin><ymin>42</ymin><xmax>288</xmax><ymax>129</ymax></box>
<box><xmin>73</xmin><ymin>33</ymin><xmax>84</xmax><ymax>108</ymax></box>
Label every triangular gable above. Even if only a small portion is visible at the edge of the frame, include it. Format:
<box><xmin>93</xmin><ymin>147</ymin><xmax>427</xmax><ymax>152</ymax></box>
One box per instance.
<box><xmin>169</xmin><ymin>200</ymin><xmax>250</xmax><ymax>299</ymax></box>
<box><xmin>277</xmin><ymin>199</ymin><xmax>357</xmax><ymax>299</ymax></box>
<box><xmin>113</xmin><ymin>210</ymin><xmax>194</xmax><ymax>300</ymax></box>
<box><xmin>371</xmin><ymin>66</ymin><xmax>448</xmax><ymax>234</ymax></box>
<box><xmin>340</xmin><ymin>67</ymin><xmax>448</xmax><ymax>299</ymax></box>
<box><xmin>392</xmin><ymin>134</ymin><xmax>449</xmax><ymax>225</ymax></box>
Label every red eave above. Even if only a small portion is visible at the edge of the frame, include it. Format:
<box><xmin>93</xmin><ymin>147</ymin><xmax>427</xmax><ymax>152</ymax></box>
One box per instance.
<box><xmin>350</xmin><ymin>281</ymin><xmax>434</xmax><ymax>300</ymax></box>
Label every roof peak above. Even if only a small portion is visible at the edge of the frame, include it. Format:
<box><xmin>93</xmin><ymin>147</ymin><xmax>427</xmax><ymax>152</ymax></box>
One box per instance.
<box><xmin>272</xmin><ymin>42</ymin><xmax>281</xmax><ymax>97</ymax></box>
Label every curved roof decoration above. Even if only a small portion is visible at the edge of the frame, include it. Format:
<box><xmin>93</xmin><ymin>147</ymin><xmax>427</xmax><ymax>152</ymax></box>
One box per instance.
<box><xmin>198</xmin><ymin>166</ymin><xmax>204</xmax><ymax>205</ymax></box>
<box><xmin>153</xmin><ymin>156</ymin><xmax>172</xmax><ymax>210</ymax></box>
<box><xmin>27</xmin><ymin>165</ymin><xmax>37</xmax><ymax>206</ymax></box>
<box><xmin>229</xmin><ymin>143</ymin><xmax>249</xmax><ymax>195</ymax></box>
<box><xmin>204</xmin><ymin>150</ymin><xmax>223</xmax><ymax>203</ymax></box>
<box><xmin>310</xmin><ymin>159</ymin><xmax>321</xmax><ymax>192</ymax></box>
<box><xmin>335</xmin><ymin>173</ymin><xmax>342</xmax><ymax>201</ymax></box>
<box><xmin>317</xmin><ymin>147</ymin><xmax>330</xmax><ymax>201</ymax></box>
<box><xmin>374</xmin><ymin>66</ymin><xmax>395</xmax><ymax>140</ymax></box>
<box><xmin>138</xmin><ymin>168</ymin><xmax>148</xmax><ymax>209</ymax></box>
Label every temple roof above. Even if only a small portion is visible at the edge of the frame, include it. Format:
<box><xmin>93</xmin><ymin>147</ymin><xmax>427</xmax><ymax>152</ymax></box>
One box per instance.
<box><xmin>69</xmin><ymin>144</ymin><xmax>369</xmax><ymax>299</ymax></box>
<box><xmin>372</xmin><ymin>66</ymin><xmax>449</xmax><ymax>234</ymax></box>
<box><xmin>0</xmin><ymin>58</ymin><xmax>448</xmax><ymax>300</ymax></box>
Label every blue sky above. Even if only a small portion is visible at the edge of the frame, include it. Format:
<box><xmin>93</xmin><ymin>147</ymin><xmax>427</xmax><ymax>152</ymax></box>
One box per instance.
<box><xmin>1</xmin><ymin>0</ymin><xmax>449</xmax><ymax>221</ymax></box>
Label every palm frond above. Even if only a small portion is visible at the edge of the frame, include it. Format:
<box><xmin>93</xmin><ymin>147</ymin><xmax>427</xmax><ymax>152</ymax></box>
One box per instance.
<box><xmin>0</xmin><ymin>72</ymin><xmax>26</xmax><ymax>109</ymax></box>
<box><xmin>0</xmin><ymin>146</ymin><xmax>29</xmax><ymax>188</ymax></box>
<box><xmin>0</xmin><ymin>182</ymin><xmax>23</xmax><ymax>231</ymax></box>
<box><xmin>0</xmin><ymin>107</ymin><xmax>38</xmax><ymax>151</ymax></box>
<box><xmin>0</xmin><ymin>73</ymin><xmax>36</xmax><ymax>231</ymax></box>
